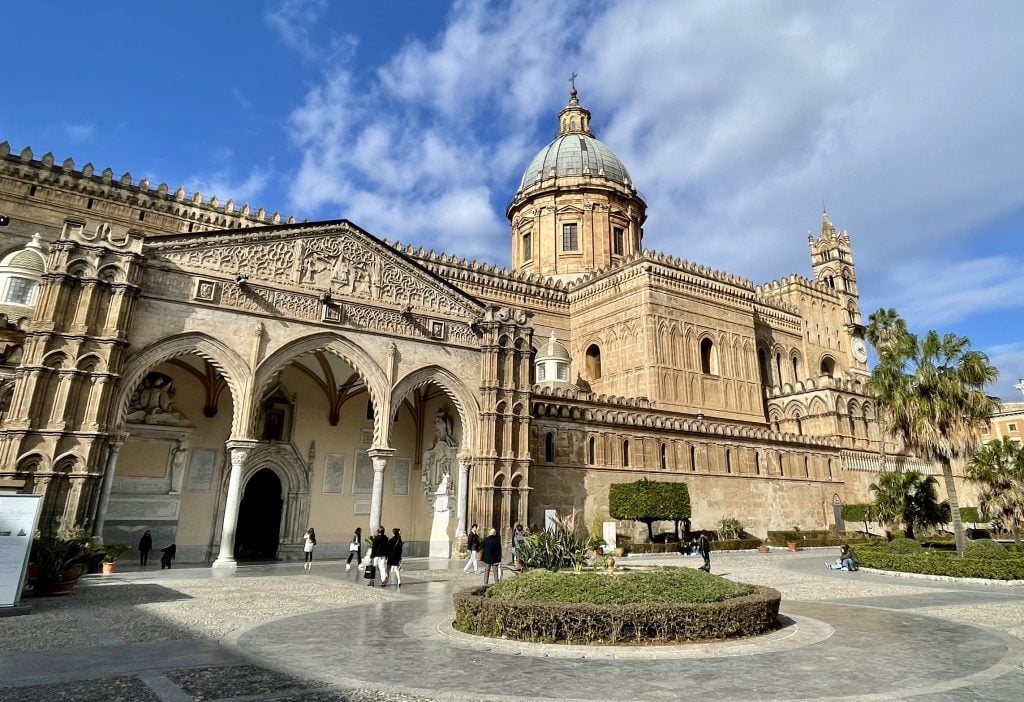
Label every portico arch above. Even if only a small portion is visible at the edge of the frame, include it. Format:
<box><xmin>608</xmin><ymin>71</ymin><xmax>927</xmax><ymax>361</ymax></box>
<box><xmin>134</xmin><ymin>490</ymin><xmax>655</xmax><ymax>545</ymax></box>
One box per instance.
<box><xmin>389</xmin><ymin>365</ymin><xmax>479</xmax><ymax>453</ymax></box>
<box><xmin>253</xmin><ymin>333</ymin><xmax>389</xmax><ymax>446</ymax></box>
<box><xmin>112</xmin><ymin>332</ymin><xmax>250</xmax><ymax>436</ymax></box>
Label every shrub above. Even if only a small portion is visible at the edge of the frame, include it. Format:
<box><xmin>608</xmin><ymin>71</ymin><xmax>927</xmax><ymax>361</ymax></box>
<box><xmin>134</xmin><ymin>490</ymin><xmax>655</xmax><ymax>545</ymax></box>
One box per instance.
<box><xmin>609</xmin><ymin>479</ymin><xmax>690</xmax><ymax>542</ymax></box>
<box><xmin>964</xmin><ymin>539</ymin><xmax>1009</xmax><ymax>560</ymax></box>
<box><xmin>716</xmin><ymin>517</ymin><xmax>745</xmax><ymax>541</ymax></box>
<box><xmin>517</xmin><ymin>511</ymin><xmax>591</xmax><ymax>572</ymax></box>
<box><xmin>886</xmin><ymin>537</ymin><xmax>924</xmax><ymax>554</ymax></box>
<box><xmin>850</xmin><ymin>545</ymin><xmax>1024</xmax><ymax>580</ymax></box>
<box><xmin>454</xmin><ymin>572</ymin><xmax>781</xmax><ymax>644</ymax></box>
<box><xmin>841</xmin><ymin>503</ymin><xmax>875</xmax><ymax>523</ymax></box>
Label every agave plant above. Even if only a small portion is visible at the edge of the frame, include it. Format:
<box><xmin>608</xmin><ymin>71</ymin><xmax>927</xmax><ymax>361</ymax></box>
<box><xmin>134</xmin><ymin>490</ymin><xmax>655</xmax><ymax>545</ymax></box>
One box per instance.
<box><xmin>518</xmin><ymin>510</ymin><xmax>592</xmax><ymax>572</ymax></box>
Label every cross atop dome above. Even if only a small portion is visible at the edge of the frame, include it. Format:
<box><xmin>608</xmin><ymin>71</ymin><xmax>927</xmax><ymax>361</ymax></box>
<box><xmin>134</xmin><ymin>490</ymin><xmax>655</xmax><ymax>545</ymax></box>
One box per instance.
<box><xmin>558</xmin><ymin>74</ymin><xmax>592</xmax><ymax>136</ymax></box>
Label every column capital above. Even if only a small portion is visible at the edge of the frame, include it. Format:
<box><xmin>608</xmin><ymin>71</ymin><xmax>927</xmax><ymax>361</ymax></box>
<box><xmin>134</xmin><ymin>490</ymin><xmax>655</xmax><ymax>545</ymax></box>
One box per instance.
<box><xmin>366</xmin><ymin>447</ymin><xmax>395</xmax><ymax>461</ymax></box>
<box><xmin>107</xmin><ymin>432</ymin><xmax>129</xmax><ymax>450</ymax></box>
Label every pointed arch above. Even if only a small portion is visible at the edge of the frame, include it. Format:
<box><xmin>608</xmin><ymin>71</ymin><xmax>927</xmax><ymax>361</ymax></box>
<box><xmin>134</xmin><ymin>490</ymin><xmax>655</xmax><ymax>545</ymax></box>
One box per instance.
<box><xmin>390</xmin><ymin>364</ymin><xmax>480</xmax><ymax>453</ymax></box>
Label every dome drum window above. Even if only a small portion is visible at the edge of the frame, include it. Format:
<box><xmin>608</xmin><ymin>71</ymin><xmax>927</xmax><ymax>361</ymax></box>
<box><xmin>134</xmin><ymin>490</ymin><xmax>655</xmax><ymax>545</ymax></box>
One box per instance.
<box><xmin>5</xmin><ymin>277</ymin><xmax>36</xmax><ymax>305</ymax></box>
<box><xmin>700</xmin><ymin>337</ymin><xmax>719</xmax><ymax>375</ymax></box>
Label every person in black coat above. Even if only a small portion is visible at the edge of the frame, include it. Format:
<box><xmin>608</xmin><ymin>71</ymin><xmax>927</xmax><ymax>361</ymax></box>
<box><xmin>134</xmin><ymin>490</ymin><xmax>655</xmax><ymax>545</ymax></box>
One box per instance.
<box><xmin>481</xmin><ymin>527</ymin><xmax>502</xmax><ymax>585</ymax></box>
<box><xmin>697</xmin><ymin>533</ymin><xmax>711</xmax><ymax>572</ymax></box>
<box><xmin>368</xmin><ymin>526</ymin><xmax>389</xmax><ymax>586</ymax></box>
<box><xmin>463</xmin><ymin>524</ymin><xmax>481</xmax><ymax>573</ymax></box>
<box><xmin>383</xmin><ymin>528</ymin><xmax>404</xmax><ymax>588</ymax></box>
<box><xmin>160</xmin><ymin>543</ymin><xmax>176</xmax><ymax>570</ymax></box>
<box><xmin>138</xmin><ymin>530</ymin><xmax>153</xmax><ymax>567</ymax></box>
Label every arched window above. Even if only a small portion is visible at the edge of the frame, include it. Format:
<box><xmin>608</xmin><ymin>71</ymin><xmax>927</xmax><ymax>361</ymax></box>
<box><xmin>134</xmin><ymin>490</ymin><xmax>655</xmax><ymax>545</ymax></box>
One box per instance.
<box><xmin>726</xmin><ymin>448</ymin><xmax>732</xmax><ymax>474</ymax></box>
<box><xmin>586</xmin><ymin>344</ymin><xmax>602</xmax><ymax>379</ymax></box>
<box><xmin>794</xmin><ymin>413</ymin><xmax>803</xmax><ymax>435</ymax></box>
<box><xmin>828</xmin><ymin>458</ymin><xmax>833</xmax><ymax>479</ymax></box>
<box><xmin>791</xmin><ymin>355</ymin><xmax>801</xmax><ymax>381</ymax></box>
<box><xmin>544</xmin><ymin>432</ymin><xmax>554</xmax><ymax>463</ymax></box>
<box><xmin>689</xmin><ymin>445</ymin><xmax>697</xmax><ymax>472</ymax></box>
<box><xmin>660</xmin><ymin>443</ymin><xmax>667</xmax><ymax>470</ymax></box>
<box><xmin>804</xmin><ymin>456</ymin><xmax>810</xmax><ymax>478</ymax></box>
<box><xmin>775</xmin><ymin>352</ymin><xmax>784</xmax><ymax>384</ymax></box>
<box><xmin>757</xmin><ymin>348</ymin><xmax>770</xmax><ymax>386</ymax></box>
<box><xmin>755</xmin><ymin>452</ymin><xmax>761</xmax><ymax>475</ymax></box>
<box><xmin>588</xmin><ymin>436</ymin><xmax>595</xmax><ymax>465</ymax></box>
<box><xmin>700</xmin><ymin>338</ymin><xmax>718</xmax><ymax>375</ymax></box>
<box><xmin>622</xmin><ymin>439</ymin><xmax>630</xmax><ymax>467</ymax></box>
<box><xmin>820</xmin><ymin>357</ymin><xmax>836</xmax><ymax>377</ymax></box>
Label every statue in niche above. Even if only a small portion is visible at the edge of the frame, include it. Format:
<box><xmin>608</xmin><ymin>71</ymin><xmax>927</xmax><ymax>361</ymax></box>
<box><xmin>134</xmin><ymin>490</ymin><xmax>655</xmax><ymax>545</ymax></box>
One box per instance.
<box><xmin>422</xmin><ymin>408</ymin><xmax>458</xmax><ymax>508</ymax></box>
<box><xmin>432</xmin><ymin>408</ymin><xmax>456</xmax><ymax>448</ymax></box>
<box><xmin>126</xmin><ymin>372</ymin><xmax>191</xmax><ymax>426</ymax></box>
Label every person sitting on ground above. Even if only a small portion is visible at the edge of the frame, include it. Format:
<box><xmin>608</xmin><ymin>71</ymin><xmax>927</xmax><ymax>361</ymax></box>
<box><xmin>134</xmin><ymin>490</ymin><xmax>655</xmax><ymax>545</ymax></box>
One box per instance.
<box><xmin>828</xmin><ymin>544</ymin><xmax>858</xmax><ymax>571</ymax></box>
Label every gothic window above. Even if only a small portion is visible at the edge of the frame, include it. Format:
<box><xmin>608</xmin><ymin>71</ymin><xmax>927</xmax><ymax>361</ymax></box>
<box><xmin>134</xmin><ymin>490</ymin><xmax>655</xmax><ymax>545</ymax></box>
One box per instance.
<box><xmin>522</xmin><ymin>232</ymin><xmax>532</xmax><ymax>261</ymax></box>
<box><xmin>820</xmin><ymin>357</ymin><xmax>835</xmax><ymax>377</ymax></box>
<box><xmin>726</xmin><ymin>448</ymin><xmax>732</xmax><ymax>474</ymax></box>
<box><xmin>791</xmin><ymin>354</ymin><xmax>801</xmax><ymax>381</ymax></box>
<box><xmin>5</xmin><ymin>277</ymin><xmax>36</xmax><ymax>304</ymax></box>
<box><xmin>562</xmin><ymin>223</ymin><xmax>578</xmax><ymax>251</ymax></box>
<box><xmin>588</xmin><ymin>436</ymin><xmax>595</xmax><ymax>465</ymax></box>
<box><xmin>613</xmin><ymin>226</ymin><xmax>624</xmax><ymax>255</ymax></box>
<box><xmin>827</xmin><ymin>276</ymin><xmax>835</xmax><ymax>288</ymax></box>
<box><xmin>700</xmin><ymin>338</ymin><xmax>718</xmax><ymax>375</ymax></box>
<box><xmin>586</xmin><ymin>344</ymin><xmax>602</xmax><ymax>379</ymax></box>
<box><xmin>660</xmin><ymin>443</ymin><xmax>667</xmax><ymax>470</ymax></box>
<box><xmin>622</xmin><ymin>439</ymin><xmax>630</xmax><ymax>467</ymax></box>
<box><xmin>544</xmin><ymin>432</ymin><xmax>554</xmax><ymax>462</ymax></box>
<box><xmin>689</xmin><ymin>445</ymin><xmax>697</xmax><ymax>472</ymax></box>
<box><xmin>775</xmin><ymin>352</ymin><xmax>784</xmax><ymax>384</ymax></box>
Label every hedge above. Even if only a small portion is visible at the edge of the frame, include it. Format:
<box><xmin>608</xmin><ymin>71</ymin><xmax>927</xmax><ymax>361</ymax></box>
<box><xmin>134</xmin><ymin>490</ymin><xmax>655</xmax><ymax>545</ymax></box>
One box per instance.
<box><xmin>767</xmin><ymin>531</ymin><xmax>878</xmax><ymax>548</ymax></box>
<box><xmin>453</xmin><ymin>584</ymin><xmax>781</xmax><ymax>644</ymax></box>
<box><xmin>850</xmin><ymin>545</ymin><xmax>1024</xmax><ymax>580</ymax></box>
<box><xmin>628</xmin><ymin>538</ymin><xmax>763</xmax><ymax>553</ymax></box>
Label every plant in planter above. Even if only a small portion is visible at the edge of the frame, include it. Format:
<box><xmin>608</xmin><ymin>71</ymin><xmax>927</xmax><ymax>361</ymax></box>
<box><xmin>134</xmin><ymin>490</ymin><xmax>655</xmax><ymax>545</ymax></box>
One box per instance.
<box><xmin>102</xmin><ymin>543</ymin><xmax>131</xmax><ymax>574</ymax></box>
<box><xmin>757</xmin><ymin>542</ymin><xmax>771</xmax><ymax>553</ymax></box>
<box><xmin>27</xmin><ymin>524</ymin><xmax>94</xmax><ymax>596</ymax></box>
<box><xmin>588</xmin><ymin>534</ymin><xmax>605</xmax><ymax>557</ymax></box>
<box><xmin>783</xmin><ymin>528</ymin><xmax>801</xmax><ymax>551</ymax></box>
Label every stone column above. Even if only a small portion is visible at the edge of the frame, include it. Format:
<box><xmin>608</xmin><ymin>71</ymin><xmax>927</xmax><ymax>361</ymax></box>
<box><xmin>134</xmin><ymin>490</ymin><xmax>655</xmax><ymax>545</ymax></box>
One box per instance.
<box><xmin>212</xmin><ymin>441</ymin><xmax>255</xmax><ymax>569</ymax></box>
<box><xmin>92</xmin><ymin>435</ymin><xmax>126</xmax><ymax>543</ymax></box>
<box><xmin>455</xmin><ymin>459</ymin><xmax>471</xmax><ymax>537</ymax></box>
<box><xmin>367</xmin><ymin>448</ymin><xmax>394</xmax><ymax>533</ymax></box>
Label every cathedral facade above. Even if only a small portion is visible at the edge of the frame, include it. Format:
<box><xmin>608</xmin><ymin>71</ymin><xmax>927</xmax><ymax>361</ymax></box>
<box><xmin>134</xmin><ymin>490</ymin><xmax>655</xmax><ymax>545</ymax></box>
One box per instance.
<box><xmin>0</xmin><ymin>89</ymin><xmax>951</xmax><ymax>562</ymax></box>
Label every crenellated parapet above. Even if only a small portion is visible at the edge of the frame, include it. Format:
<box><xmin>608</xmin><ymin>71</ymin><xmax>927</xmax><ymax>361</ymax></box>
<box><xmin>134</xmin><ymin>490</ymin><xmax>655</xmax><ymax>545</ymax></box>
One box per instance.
<box><xmin>0</xmin><ymin>141</ymin><xmax>299</xmax><ymax>237</ymax></box>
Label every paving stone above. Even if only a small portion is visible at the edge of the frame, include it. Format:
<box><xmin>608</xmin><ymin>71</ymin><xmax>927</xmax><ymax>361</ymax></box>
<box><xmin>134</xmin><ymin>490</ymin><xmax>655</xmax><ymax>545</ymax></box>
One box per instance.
<box><xmin>0</xmin><ymin>675</ymin><xmax>159</xmax><ymax>702</ymax></box>
<box><xmin>165</xmin><ymin>664</ymin><xmax>325</xmax><ymax>699</ymax></box>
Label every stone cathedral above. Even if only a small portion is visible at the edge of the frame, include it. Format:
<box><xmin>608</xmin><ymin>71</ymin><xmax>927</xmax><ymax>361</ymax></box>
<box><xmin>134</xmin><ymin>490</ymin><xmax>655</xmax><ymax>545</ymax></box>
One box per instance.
<box><xmin>0</xmin><ymin>88</ymin><xmax>944</xmax><ymax>563</ymax></box>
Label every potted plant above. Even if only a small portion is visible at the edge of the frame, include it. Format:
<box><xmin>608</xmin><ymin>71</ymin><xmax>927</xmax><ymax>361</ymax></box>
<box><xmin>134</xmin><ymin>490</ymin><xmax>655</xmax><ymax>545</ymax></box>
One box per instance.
<box><xmin>27</xmin><ymin>525</ymin><xmax>94</xmax><ymax>596</ymax></box>
<box><xmin>102</xmin><ymin>543</ymin><xmax>131</xmax><ymax>574</ymax></box>
<box><xmin>588</xmin><ymin>534</ymin><xmax>605</xmax><ymax>557</ymax></box>
<box><xmin>757</xmin><ymin>542</ymin><xmax>770</xmax><ymax>553</ymax></box>
<box><xmin>784</xmin><ymin>527</ymin><xmax>801</xmax><ymax>552</ymax></box>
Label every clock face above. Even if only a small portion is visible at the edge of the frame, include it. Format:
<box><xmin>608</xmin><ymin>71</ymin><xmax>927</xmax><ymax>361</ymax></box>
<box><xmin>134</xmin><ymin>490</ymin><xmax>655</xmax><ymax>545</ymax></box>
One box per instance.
<box><xmin>852</xmin><ymin>337</ymin><xmax>868</xmax><ymax>363</ymax></box>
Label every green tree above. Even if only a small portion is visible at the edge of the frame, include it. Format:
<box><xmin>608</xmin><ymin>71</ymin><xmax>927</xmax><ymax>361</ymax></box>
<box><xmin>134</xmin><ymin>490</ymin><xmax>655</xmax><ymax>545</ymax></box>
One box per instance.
<box><xmin>841</xmin><ymin>503</ymin><xmax>876</xmax><ymax>536</ymax></box>
<box><xmin>866</xmin><ymin>309</ymin><xmax>999</xmax><ymax>554</ymax></box>
<box><xmin>966</xmin><ymin>437</ymin><xmax>1024</xmax><ymax>546</ymax></box>
<box><xmin>608</xmin><ymin>479</ymin><xmax>690</xmax><ymax>542</ymax></box>
<box><xmin>870</xmin><ymin>469</ymin><xmax>945</xmax><ymax>540</ymax></box>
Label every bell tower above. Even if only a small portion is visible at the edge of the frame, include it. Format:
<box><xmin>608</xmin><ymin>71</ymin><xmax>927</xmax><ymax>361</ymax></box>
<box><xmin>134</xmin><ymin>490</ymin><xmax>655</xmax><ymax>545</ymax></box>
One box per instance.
<box><xmin>507</xmin><ymin>83</ymin><xmax>646</xmax><ymax>282</ymax></box>
<box><xmin>809</xmin><ymin>211</ymin><xmax>861</xmax><ymax>327</ymax></box>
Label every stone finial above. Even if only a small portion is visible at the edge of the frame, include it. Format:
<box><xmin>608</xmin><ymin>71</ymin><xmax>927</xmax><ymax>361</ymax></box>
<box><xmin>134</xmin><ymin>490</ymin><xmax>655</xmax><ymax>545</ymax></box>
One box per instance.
<box><xmin>191</xmin><ymin>191</ymin><xmax>202</xmax><ymax>204</ymax></box>
<box><xmin>209</xmin><ymin>195</ymin><xmax>219</xmax><ymax>208</ymax></box>
<box><xmin>241</xmin><ymin>203</ymin><xmax>250</xmax><ymax>216</ymax></box>
<box><xmin>257</xmin><ymin>207</ymin><xmax>266</xmax><ymax>219</ymax></box>
<box><xmin>287</xmin><ymin>215</ymin><xmax>296</xmax><ymax>224</ymax></box>
<box><xmin>62</xmin><ymin>157</ymin><xmax>74</xmax><ymax>172</ymax></box>
<box><xmin>157</xmin><ymin>183</ymin><xmax>168</xmax><ymax>196</ymax></box>
<box><xmin>82</xmin><ymin>162</ymin><xmax>94</xmax><ymax>177</ymax></box>
<box><xmin>119</xmin><ymin>172</ymin><xmax>132</xmax><ymax>187</ymax></box>
<box><xmin>19</xmin><ymin>146</ymin><xmax>33</xmax><ymax>161</ymax></box>
<box><xmin>41</xmin><ymin>152</ymin><xmax>54</xmax><ymax>168</ymax></box>
<box><xmin>139</xmin><ymin>178</ymin><xmax>150</xmax><ymax>192</ymax></box>
<box><xmin>271</xmin><ymin>211</ymin><xmax>281</xmax><ymax>224</ymax></box>
<box><xmin>0</xmin><ymin>141</ymin><xmax>9</xmax><ymax>157</ymax></box>
<box><xmin>174</xmin><ymin>186</ymin><xmax>185</xmax><ymax>201</ymax></box>
<box><xmin>225</xmin><ymin>199</ymin><xmax>234</xmax><ymax>212</ymax></box>
<box><xmin>101</xmin><ymin>168</ymin><xmax>113</xmax><ymax>183</ymax></box>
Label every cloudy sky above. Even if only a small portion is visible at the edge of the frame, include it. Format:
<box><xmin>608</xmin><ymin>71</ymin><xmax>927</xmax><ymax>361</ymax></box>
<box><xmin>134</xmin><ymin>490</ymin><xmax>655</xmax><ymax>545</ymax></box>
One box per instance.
<box><xmin>2</xmin><ymin>1</ymin><xmax>1022</xmax><ymax>399</ymax></box>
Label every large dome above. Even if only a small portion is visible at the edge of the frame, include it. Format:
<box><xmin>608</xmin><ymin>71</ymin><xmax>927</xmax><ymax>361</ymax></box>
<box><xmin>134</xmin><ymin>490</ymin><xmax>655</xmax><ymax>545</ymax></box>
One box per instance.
<box><xmin>518</xmin><ymin>133</ymin><xmax>632</xmax><ymax>191</ymax></box>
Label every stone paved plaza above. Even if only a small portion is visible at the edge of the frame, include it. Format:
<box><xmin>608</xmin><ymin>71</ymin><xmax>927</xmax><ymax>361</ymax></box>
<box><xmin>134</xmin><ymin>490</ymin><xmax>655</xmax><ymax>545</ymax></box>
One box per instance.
<box><xmin>2</xmin><ymin>549</ymin><xmax>1023</xmax><ymax>701</ymax></box>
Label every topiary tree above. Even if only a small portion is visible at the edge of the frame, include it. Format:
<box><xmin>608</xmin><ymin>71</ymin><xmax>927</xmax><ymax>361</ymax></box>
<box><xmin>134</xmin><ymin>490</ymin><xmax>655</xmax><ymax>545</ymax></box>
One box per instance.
<box><xmin>609</xmin><ymin>479</ymin><xmax>690</xmax><ymax>542</ymax></box>
<box><xmin>841</xmin><ymin>503</ymin><xmax>876</xmax><ymax>536</ymax></box>
<box><xmin>964</xmin><ymin>538</ymin><xmax>1009</xmax><ymax>560</ymax></box>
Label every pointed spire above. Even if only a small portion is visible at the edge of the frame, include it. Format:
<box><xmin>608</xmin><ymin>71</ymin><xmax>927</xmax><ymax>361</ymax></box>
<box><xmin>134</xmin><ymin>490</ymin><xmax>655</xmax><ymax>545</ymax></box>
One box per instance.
<box><xmin>821</xmin><ymin>209</ymin><xmax>836</xmax><ymax>238</ymax></box>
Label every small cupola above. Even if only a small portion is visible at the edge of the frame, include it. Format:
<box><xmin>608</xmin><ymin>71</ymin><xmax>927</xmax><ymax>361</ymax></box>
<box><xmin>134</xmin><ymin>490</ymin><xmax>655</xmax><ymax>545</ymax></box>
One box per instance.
<box><xmin>557</xmin><ymin>84</ymin><xmax>592</xmax><ymax>136</ymax></box>
<box><xmin>535</xmin><ymin>332</ymin><xmax>572</xmax><ymax>385</ymax></box>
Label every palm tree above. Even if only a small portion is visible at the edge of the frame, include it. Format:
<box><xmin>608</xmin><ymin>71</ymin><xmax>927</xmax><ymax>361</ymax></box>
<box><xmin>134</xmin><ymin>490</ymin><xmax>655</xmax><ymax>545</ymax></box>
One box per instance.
<box><xmin>966</xmin><ymin>437</ymin><xmax>1024</xmax><ymax>546</ymax></box>
<box><xmin>870</xmin><ymin>469</ymin><xmax>945</xmax><ymax>539</ymax></box>
<box><xmin>867</xmin><ymin>309</ymin><xmax>999</xmax><ymax>554</ymax></box>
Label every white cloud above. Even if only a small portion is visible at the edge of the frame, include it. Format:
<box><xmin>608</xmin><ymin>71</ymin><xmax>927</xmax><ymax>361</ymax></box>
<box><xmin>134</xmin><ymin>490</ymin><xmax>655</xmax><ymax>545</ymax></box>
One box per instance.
<box><xmin>986</xmin><ymin>342</ymin><xmax>1024</xmax><ymax>401</ymax></box>
<box><xmin>185</xmin><ymin>167</ymin><xmax>271</xmax><ymax>207</ymax></box>
<box><xmin>63</xmin><ymin>122</ymin><xmax>95</xmax><ymax>141</ymax></box>
<box><xmin>264</xmin><ymin>0</ymin><xmax>358</xmax><ymax>64</ymax></box>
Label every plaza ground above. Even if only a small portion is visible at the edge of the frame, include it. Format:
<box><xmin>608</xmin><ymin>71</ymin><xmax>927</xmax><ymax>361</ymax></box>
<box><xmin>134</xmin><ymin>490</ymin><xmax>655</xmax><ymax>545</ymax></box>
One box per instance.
<box><xmin>2</xmin><ymin>549</ymin><xmax>1023</xmax><ymax>701</ymax></box>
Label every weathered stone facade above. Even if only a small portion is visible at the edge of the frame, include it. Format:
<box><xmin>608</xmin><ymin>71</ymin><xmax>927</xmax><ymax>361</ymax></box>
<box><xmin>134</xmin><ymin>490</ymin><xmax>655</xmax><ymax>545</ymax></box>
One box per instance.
<box><xmin>0</xmin><ymin>89</ymin><xmax>979</xmax><ymax>562</ymax></box>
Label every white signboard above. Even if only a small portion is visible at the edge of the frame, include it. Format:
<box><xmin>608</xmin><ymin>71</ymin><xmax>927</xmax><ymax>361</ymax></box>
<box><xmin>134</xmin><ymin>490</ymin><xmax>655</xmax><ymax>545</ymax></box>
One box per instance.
<box><xmin>0</xmin><ymin>494</ymin><xmax>43</xmax><ymax>607</ymax></box>
<box><xmin>323</xmin><ymin>454</ymin><xmax>346</xmax><ymax>494</ymax></box>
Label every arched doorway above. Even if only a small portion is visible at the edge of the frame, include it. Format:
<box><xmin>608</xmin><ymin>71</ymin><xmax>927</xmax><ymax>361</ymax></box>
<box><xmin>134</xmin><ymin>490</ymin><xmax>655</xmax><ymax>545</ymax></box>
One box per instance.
<box><xmin>833</xmin><ymin>494</ymin><xmax>845</xmax><ymax>532</ymax></box>
<box><xmin>235</xmin><ymin>468</ymin><xmax>282</xmax><ymax>560</ymax></box>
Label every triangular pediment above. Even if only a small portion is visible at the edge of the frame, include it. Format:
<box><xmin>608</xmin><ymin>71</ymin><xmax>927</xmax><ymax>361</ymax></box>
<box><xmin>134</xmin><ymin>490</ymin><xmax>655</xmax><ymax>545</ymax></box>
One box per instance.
<box><xmin>555</xmin><ymin>204</ymin><xmax>585</xmax><ymax>215</ymax></box>
<box><xmin>145</xmin><ymin>219</ymin><xmax>484</xmax><ymax>321</ymax></box>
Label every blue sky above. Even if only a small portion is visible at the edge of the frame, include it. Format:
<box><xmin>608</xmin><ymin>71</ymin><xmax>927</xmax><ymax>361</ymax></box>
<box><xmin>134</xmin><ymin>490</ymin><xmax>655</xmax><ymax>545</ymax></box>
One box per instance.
<box><xmin>2</xmin><ymin>1</ymin><xmax>1023</xmax><ymax>400</ymax></box>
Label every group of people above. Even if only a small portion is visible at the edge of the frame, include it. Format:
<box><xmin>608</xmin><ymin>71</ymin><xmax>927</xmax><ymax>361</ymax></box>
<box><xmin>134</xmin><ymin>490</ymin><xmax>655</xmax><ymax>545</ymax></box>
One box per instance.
<box><xmin>678</xmin><ymin>533</ymin><xmax>712</xmax><ymax>572</ymax></box>
<box><xmin>462</xmin><ymin>523</ymin><xmax>527</xmax><ymax>584</ymax></box>
<box><xmin>137</xmin><ymin>530</ymin><xmax>177</xmax><ymax>569</ymax></box>
<box><xmin>366</xmin><ymin>526</ymin><xmax>404</xmax><ymax>587</ymax></box>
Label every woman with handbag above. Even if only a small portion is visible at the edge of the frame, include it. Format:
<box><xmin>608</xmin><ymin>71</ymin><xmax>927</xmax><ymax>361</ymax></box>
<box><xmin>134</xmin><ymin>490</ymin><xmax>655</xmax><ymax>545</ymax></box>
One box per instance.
<box><xmin>346</xmin><ymin>527</ymin><xmax>362</xmax><ymax>572</ymax></box>
<box><xmin>302</xmin><ymin>527</ymin><xmax>317</xmax><ymax>570</ymax></box>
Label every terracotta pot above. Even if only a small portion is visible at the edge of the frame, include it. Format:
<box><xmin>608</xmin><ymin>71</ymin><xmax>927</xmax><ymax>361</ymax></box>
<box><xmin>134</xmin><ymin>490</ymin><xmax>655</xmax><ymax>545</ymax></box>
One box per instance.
<box><xmin>593</xmin><ymin>548</ymin><xmax>604</xmax><ymax>557</ymax></box>
<box><xmin>757</xmin><ymin>545</ymin><xmax>770</xmax><ymax>553</ymax></box>
<box><xmin>614</xmin><ymin>547</ymin><xmax>626</xmax><ymax>557</ymax></box>
<box><xmin>787</xmin><ymin>541</ymin><xmax>798</xmax><ymax>552</ymax></box>
<box><xmin>42</xmin><ymin>578</ymin><xmax>80</xmax><ymax>596</ymax></box>
<box><xmin>102</xmin><ymin>561</ymin><xmax>116</xmax><ymax>574</ymax></box>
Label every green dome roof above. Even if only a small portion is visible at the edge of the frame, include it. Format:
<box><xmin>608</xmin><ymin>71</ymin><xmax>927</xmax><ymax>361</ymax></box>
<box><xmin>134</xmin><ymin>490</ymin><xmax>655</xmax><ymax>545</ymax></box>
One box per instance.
<box><xmin>519</xmin><ymin>133</ymin><xmax>632</xmax><ymax>191</ymax></box>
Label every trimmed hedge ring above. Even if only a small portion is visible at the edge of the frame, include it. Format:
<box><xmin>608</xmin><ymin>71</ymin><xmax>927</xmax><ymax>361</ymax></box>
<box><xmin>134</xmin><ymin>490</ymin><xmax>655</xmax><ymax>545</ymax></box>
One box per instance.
<box><xmin>453</xmin><ymin>584</ymin><xmax>781</xmax><ymax>644</ymax></box>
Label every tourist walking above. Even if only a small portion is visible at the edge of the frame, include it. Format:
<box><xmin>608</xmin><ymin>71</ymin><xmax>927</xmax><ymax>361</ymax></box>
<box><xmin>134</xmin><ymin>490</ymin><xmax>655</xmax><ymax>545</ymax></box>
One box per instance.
<box><xmin>511</xmin><ymin>523</ymin><xmax>527</xmax><ymax>568</ymax></box>
<box><xmin>346</xmin><ymin>527</ymin><xmax>362</xmax><ymax>571</ymax></box>
<box><xmin>383</xmin><ymin>528</ymin><xmax>404</xmax><ymax>588</ymax></box>
<box><xmin>138</xmin><ymin>530</ymin><xmax>152</xmax><ymax>567</ymax></box>
<box><xmin>302</xmin><ymin>527</ymin><xmax>317</xmax><ymax>570</ymax></box>
<box><xmin>482</xmin><ymin>527</ymin><xmax>502</xmax><ymax>585</ymax></box>
<box><xmin>159</xmin><ymin>543</ymin><xmax>176</xmax><ymax>570</ymax></box>
<box><xmin>697</xmin><ymin>533</ymin><xmax>711</xmax><ymax>572</ymax></box>
<box><xmin>463</xmin><ymin>524</ymin><xmax>480</xmax><ymax>573</ymax></box>
<box><xmin>369</xmin><ymin>526</ymin><xmax>389</xmax><ymax>586</ymax></box>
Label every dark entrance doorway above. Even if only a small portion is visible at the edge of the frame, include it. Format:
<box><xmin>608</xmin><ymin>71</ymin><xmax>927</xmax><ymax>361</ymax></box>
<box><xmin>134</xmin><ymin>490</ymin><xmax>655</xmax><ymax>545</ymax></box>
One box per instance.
<box><xmin>235</xmin><ymin>468</ymin><xmax>282</xmax><ymax>560</ymax></box>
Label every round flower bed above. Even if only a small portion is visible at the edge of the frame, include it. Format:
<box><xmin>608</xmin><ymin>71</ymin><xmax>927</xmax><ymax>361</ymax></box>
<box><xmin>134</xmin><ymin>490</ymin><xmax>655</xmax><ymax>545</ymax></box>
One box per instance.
<box><xmin>453</xmin><ymin>568</ymin><xmax>781</xmax><ymax>644</ymax></box>
<box><xmin>851</xmin><ymin>540</ymin><xmax>1024</xmax><ymax>580</ymax></box>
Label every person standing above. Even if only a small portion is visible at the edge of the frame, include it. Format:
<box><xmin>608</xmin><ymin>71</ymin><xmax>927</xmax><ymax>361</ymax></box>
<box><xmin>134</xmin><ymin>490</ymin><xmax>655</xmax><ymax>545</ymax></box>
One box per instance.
<box><xmin>482</xmin><ymin>527</ymin><xmax>502</xmax><ymax>585</ymax></box>
<box><xmin>346</xmin><ymin>527</ymin><xmax>362</xmax><ymax>572</ymax></box>
<box><xmin>302</xmin><ymin>527</ymin><xmax>317</xmax><ymax>570</ymax></box>
<box><xmin>697</xmin><ymin>533</ymin><xmax>711</xmax><ymax>572</ymax></box>
<box><xmin>369</xmin><ymin>526</ymin><xmax>389</xmax><ymax>586</ymax></box>
<box><xmin>138</xmin><ymin>530</ymin><xmax>152</xmax><ymax>567</ymax></box>
<box><xmin>511</xmin><ymin>523</ymin><xmax>527</xmax><ymax>568</ymax></box>
<box><xmin>462</xmin><ymin>524</ymin><xmax>480</xmax><ymax>573</ymax></box>
<box><xmin>383</xmin><ymin>527</ymin><xmax>404</xmax><ymax>588</ymax></box>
